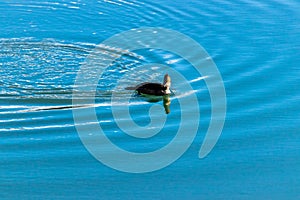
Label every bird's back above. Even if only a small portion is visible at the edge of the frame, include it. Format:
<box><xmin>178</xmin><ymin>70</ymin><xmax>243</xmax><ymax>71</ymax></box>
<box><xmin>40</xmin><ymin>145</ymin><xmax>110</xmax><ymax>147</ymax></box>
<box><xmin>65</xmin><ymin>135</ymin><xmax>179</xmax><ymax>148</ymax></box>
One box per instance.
<box><xmin>136</xmin><ymin>83</ymin><xmax>166</xmax><ymax>96</ymax></box>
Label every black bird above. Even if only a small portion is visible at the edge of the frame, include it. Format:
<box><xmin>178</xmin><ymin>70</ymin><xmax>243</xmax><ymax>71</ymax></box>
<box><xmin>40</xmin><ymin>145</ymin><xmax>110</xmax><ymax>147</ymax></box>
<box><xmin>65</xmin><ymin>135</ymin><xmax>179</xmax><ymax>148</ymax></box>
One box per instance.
<box><xmin>126</xmin><ymin>74</ymin><xmax>171</xmax><ymax>96</ymax></box>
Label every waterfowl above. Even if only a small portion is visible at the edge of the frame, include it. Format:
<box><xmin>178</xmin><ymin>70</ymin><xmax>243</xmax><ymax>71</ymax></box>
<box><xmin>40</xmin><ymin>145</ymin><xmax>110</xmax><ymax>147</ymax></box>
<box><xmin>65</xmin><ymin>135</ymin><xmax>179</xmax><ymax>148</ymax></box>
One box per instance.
<box><xmin>126</xmin><ymin>74</ymin><xmax>171</xmax><ymax>96</ymax></box>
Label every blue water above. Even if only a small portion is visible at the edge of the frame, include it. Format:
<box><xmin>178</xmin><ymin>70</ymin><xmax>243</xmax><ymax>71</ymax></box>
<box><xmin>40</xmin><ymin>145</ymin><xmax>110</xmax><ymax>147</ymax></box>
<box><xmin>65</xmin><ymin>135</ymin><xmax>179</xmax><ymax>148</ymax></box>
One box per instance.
<box><xmin>1</xmin><ymin>0</ymin><xmax>300</xmax><ymax>199</ymax></box>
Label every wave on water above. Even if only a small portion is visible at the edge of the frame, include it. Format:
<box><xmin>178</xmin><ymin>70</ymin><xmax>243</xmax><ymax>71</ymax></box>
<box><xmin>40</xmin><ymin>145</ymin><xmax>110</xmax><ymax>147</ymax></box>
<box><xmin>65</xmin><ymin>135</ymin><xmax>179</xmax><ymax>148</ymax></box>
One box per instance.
<box><xmin>0</xmin><ymin>37</ymin><xmax>147</xmax><ymax>100</ymax></box>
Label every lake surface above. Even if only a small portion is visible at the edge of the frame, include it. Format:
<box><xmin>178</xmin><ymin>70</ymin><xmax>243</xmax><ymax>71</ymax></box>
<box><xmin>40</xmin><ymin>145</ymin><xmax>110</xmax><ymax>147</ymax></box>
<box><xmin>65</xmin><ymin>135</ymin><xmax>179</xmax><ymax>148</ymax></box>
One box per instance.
<box><xmin>1</xmin><ymin>0</ymin><xmax>299</xmax><ymax>199</ymax></box>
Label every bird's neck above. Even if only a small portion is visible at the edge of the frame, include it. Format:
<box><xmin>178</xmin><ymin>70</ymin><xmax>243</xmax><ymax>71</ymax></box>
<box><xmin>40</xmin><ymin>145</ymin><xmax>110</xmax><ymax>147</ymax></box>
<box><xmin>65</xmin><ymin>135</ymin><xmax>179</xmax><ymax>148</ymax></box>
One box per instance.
<box><xmin>165</xmin><ymin>86</ymin><xmax>171</xmax><ymax>94</ymax></box>
<box><xmin>163</xmin><ymin>77</ymin><xmax>171</xmax><ymax>94</ymax></box>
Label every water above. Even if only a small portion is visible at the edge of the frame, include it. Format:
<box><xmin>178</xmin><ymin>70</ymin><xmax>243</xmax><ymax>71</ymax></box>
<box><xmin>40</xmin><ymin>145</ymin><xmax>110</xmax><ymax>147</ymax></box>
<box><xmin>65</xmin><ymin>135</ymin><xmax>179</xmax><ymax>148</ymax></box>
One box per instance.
<box><xmin>1</xmin><ymin>0</ymin><xmax>300</xmax><ymax>199</ymax></box>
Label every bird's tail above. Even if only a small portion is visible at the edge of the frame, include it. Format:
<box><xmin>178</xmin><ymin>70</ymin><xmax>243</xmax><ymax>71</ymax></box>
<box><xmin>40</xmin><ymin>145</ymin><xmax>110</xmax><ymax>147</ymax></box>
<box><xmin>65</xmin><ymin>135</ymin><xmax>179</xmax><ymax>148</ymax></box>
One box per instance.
<box><xmin>125</xmin><ymin>86</ymin><xmax>136</xmax><ymax>90</ymax></box>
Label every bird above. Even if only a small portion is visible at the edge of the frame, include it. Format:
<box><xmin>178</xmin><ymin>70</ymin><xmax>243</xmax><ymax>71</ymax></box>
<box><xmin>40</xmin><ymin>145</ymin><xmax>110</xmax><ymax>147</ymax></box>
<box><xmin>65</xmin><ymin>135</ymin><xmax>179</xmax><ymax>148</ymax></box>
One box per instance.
<box><xmin>125</xmin><ymin>74</ymin><xmax>171</xmax><ymax>96</ymax></box>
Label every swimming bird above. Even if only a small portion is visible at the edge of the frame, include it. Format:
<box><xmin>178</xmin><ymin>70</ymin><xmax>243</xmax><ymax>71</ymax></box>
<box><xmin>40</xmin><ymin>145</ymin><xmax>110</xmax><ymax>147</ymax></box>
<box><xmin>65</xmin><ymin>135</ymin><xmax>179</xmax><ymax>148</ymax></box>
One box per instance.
<box><xmin>126</xmin><ymin>74</ymin><xmax>171</xmax><ymax>96</ymax></box>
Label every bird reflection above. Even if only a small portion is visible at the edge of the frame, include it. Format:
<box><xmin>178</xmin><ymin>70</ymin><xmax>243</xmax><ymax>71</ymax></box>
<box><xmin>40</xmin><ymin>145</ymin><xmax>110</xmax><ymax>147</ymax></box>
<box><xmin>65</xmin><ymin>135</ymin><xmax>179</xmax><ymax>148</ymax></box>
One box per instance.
<box><xmin>163</xmin><ymin>95</ymin><xmax>171</xmax><ymax>114</ymax></box>
<box><xmin>140</xmin><ymin>94</ymin><xmax>171</xmax><ymax>114</ymax></box>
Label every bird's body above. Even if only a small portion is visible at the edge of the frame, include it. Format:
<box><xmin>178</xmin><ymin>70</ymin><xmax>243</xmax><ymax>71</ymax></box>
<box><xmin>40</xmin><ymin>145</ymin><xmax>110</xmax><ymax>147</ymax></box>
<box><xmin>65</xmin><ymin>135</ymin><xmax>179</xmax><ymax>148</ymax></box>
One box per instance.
<box><xmin>135</xmin><ymin>82</ymin><xmax>167</xmax><ymax>96</ymax></box>
<box><xmin>126</xmin><ymin>74</ymin><xmax>171</xmax><ymax>96</ymax></box>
